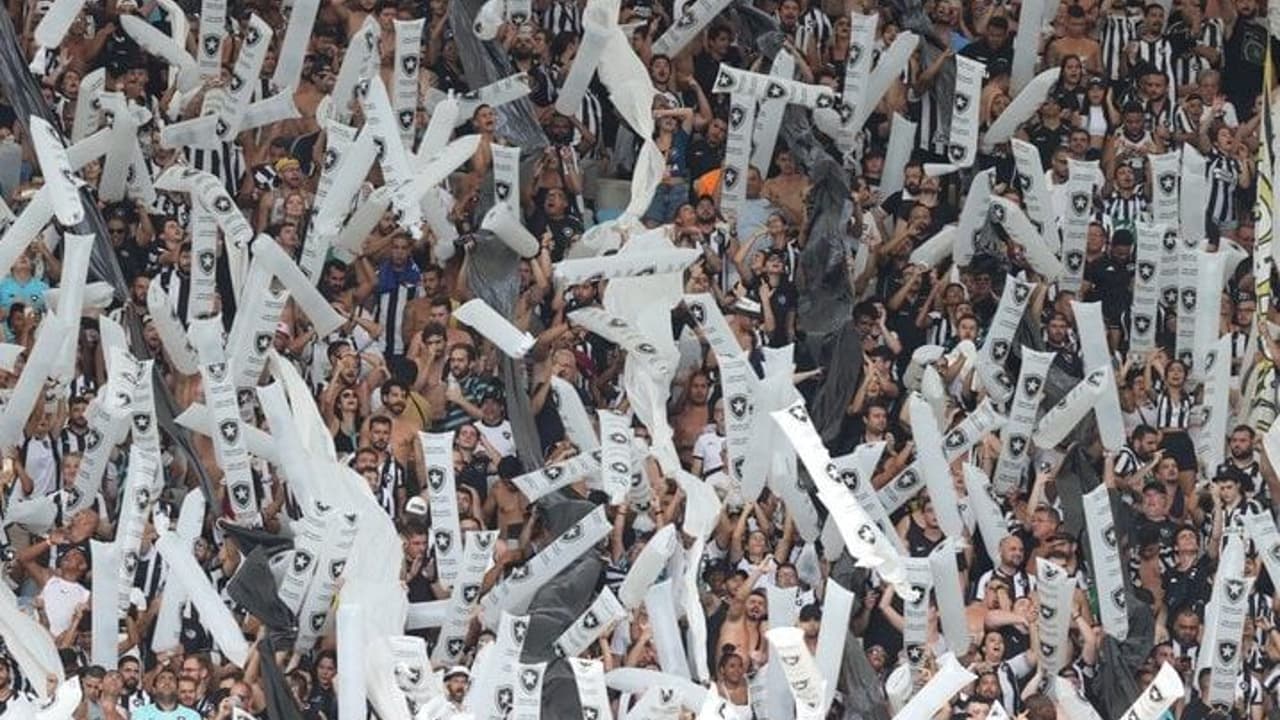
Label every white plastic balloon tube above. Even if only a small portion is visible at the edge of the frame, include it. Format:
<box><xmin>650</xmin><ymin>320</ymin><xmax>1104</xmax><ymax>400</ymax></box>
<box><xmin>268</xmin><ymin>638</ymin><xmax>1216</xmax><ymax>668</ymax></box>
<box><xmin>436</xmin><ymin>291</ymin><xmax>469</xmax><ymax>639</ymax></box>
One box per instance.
<box><xmin>30</xmin><ymin>116</ymin><xmax>83</xmax><ymax>226</ymax></box>
<box><xmin>252</xmin><ymin>236</ymin><xmax>345</xmax><ymax>336</ymax></box>
<box><xmin>983</xmin><ymin>68</ymin><xmax>1060</xmax><ymax>150</ymax></box>
<box><xmin>454</xmin><ymin>298</ymin><xmax>535</xmax><ymax>358</ymax></box>
<box><xmin>480</xmin><ymin>201</ymin><xmax>539</xmax><ymax>258</ymax></box>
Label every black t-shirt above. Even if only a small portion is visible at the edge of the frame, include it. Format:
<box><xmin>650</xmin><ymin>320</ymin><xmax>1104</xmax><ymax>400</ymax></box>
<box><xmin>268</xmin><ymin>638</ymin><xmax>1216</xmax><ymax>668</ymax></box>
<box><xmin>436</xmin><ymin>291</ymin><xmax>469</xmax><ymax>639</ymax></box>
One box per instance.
<box><xmin>1025</xmin><ymin>121</ymin><xmax>1072</xmax><ymax>167</ymax></box>
<box><xmin>1222</xmin><ymin>17</ymin><xmax>1268</xmax><ymax>117</ymax></box>
<box><xmin>959</xmin><ymin>40</ymin><xmax>1012</xmax><ymax>66</ymax></box>
<box><xmin>687</xmin><ymin>137</ymin><xmax>725</xmax><ymax>180</ymax></box>
<box><xmin>527</xmin><ymin>212</ymin><xmax>583</xmax><ymax>262</ymax></box>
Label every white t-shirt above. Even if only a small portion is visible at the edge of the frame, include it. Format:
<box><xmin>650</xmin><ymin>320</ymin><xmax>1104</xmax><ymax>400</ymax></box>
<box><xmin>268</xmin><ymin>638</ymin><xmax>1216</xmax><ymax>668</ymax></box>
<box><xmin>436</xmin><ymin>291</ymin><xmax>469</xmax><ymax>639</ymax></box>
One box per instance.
<box><xmin>692</xmin><ymin>428</ymin><xmax>725</xmax><ymax>475</ymax></box>
<box><xmin>477</xmin><ymin>419</ymin><xmax>516</xmax><ymax>459</ymax></box>
<box><xmin>41</xmin><ymin>575</ymin><xmax>90</xmax><ymax>636</ymax></box>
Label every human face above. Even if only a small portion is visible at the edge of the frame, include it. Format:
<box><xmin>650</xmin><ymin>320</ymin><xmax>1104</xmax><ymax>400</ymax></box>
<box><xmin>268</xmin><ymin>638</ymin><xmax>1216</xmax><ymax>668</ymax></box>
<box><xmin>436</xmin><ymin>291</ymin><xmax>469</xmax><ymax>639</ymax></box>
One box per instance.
<box><xmin>1230</xmin><ymin>430</ymin><xmax>1254</xmax><ymax>460</ymax></box>
<box><xmin>982</xmin><ymin>632</ymin><xmax>1005</xmax><ymax>661</ymax></box>
<box><xmin>1141</xmin><ymin>488</ymin><xmax>1168</xmax><ymax>518</ymax></box>
<box><xmin>721</xmin><ymin>654</ymin><xmax>745</xmax><ymax>682</ymax></box>
<box><xmin>404</xmin><ymin>532</ymin><xmax>427</xmax><ymax>560</ymax></box>
<box><xmin>382</xmin><ymin>385</ymin><xmax>407</xmax><ymax>416</ymax></box>
<box><xmin>446</xmin><ymin>675</ymin><xmax>469</xmax><ymax>702</ymax></box>
<box><xmin>688</xmin><ymin>374</ymin><xmax>710</xmax><ymax>404</ymax></box>
<box><xmin>984</xmin><ymin>21</ymin><xmax>1008</xmax><ymax>48</ymax></box>
<box><xmin>449</xmin><ymin>349</ymin><xmax>471</xmax><ymax>378</ymax></box>
<box><xmin>745</xmin><ymin>594</ymin><xmax>767</xmax><ymax>621</ymax></box>
<box><xmin>317</xmin><ymin>657</ymin><xmax>337</xmax><ymax>685</ymax></box>
<box><xmin>390</xmin><ymin>237</ymin><xmax>411</xmax><ymax>267</ymax></box>
<box><xmin>999</xmin><ymin>536</ymin><xmax>1024</xmax><ymax>569</ymax></box>
<box><xmin>177</xmin><ymin>679</ymin><xmax>198</xmax><ymax>707</ymax></box>
<box><xmin>369</xmin><ymin>420</ymin><xmax>391</xmax><ymax>451</ymax></box>
<box><xmin>120</xmin><ymin>660</ymin><xmax>140</xmax><ymax>691</ymax></box>
<box><xmin>153</xmin><ymin>671</ymin><xmax>178</xmax><ymax>703</ymax></box>
<box><xmin>1174</xmin><ymin>614</ymin><xmax>1200</xmax><ymax>644</ymax></box>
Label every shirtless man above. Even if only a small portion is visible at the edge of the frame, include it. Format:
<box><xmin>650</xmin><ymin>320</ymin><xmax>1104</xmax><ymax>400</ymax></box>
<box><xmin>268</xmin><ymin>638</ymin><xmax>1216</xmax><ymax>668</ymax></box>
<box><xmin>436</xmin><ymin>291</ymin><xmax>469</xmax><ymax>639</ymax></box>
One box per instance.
<box><xmin>1047</xmin><ymin>5</ymin><xmax>1103</xmax><ymax>74</ymax></box>
<box><xmin>403</xmin><ymin>292</ymin><xmax>472</xmax><ymax>352</ymax></box>
<box><xmin>716</xmin><ymin>557</ymin><xmax>773</xmax><ymax>671</ymax></box>
<box><xmin>483</xmin><ymin>458</ymin><xmax>530</xmax><ymax>541</ymax></box>
<box><xmin>374</xmin><ymin>379</ymin><xmax>423</xmax><ymax>466</ymax></box>
<box><xmin>673</xmin><ymin>372</ymin><xmax>713</xmax><ymax>467</ymax></box>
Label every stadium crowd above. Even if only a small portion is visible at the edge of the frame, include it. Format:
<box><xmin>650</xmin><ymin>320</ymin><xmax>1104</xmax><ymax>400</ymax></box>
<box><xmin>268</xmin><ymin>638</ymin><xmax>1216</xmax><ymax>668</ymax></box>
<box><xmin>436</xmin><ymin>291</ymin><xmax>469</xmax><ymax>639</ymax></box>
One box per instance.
<box><xmin>0</xmin><ymin>0</ymin><xmax>1275</xmax><ymax>717</ymax></box>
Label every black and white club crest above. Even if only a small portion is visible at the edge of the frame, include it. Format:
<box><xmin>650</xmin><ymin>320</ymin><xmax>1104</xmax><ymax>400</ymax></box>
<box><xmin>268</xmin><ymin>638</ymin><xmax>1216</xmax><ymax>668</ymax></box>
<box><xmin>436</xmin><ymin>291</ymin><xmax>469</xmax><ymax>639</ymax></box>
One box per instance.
<box><xmin>1162</xmin><ymin>230</ymin><xmax>1178</xmax><ymax>251</ymax></box>
<box><xmin>1103</xmin><ymin>525</ymin><xmax>1117</xmax><ymax>548</ymax></box>
<box><xmin>1112</xmin><ymin>587</ymin><xmax>1127</xmax><ymax>610</ymax></box>
<box><xmin>1218</xmin><ymin>641</ymin><xmax>1238</xmax><ymax>664</ymax></box>
<box><xmin>1158</xmin><ymin>172</ymin><xmax>1177</xmax><ymax>195</ymax></box>
<box><xmin>909</xmin><ymin>584</ymin><xmax>927</xmax><ymax>606</ymax></box>
<box><xmin>906</xmin><ymin>644</ymin><xmax>924</xmax><ymax>663</ymax></box>
<box><xmin>732</xmin><ymin>457</ymin><xmax>745</xmax><ymax>477</ymax></box>
<box><xmin>728</xmin><ymin>394</ymin><xmax>749</xmax><ymax>419</ymax></box>
<box><xmin>245</xmin><ymin>25</ymin><xmax>262</xmax><ymax>46</ymax></box>
<box><xmin>723</xmin><ymin>166</ymin><xmax>739</xmax><ymax>188</ymax></box>
<box><xmin>945</xmin><ymin>429</ymin><xmax>967</xmax><ymax>450</ymax></box>
<box><xmin>715</xmin><ymin>69</ymin><xmax>735</xmax><ymax>90</ymax></box>
<box><xmin>636</xmin><ymin>342</ymin><xmax>657</xmax><ymax>354</ymax></box>
<box><xmin>780</xmin><ymin>653</ymin><xmax>800</xmax><ymax>666</ymax></box>
<box><xmin>1065</xmin><ymin>250</ymin><xmax>1084</xmax><ymax>272</ymax></box>
<box><xmin>839</xmin><ymin>468</ymin><xmax>858</xmax><ymax>489</ymax></box>
<box><xmin>1225</xmin><ymin>578</ymin><xmax>1246</xmax><ymax>602</ymax></box>
<box><xmin>765</xmin><ymin>82</ymin><xmax>787</xmax><ymax>99</ymax></box>
<box><xmin>202</xmin><ymin>34</ymin><xmax>220</xmax><ymax>57</ymax></box>
<box><xmin>292</xmin><ymin>550</ymin><xmax>313</xmax><ymax>574</ymax></box>
<box><xmin>1022</xmin><ymin>374</ymin><xmax>1043</xmax><ymax>397</ymax></box>
<box><xmin>434</xmin><ymin>530</ymin><xmax>453</xmax><ymax>554</ymax></box>
<box><xmin>836</xmin><ymin>101</ymin><xmax>854</xmax><ymax>123</ymax></box>
<box><xmin>544</xmin><ymin>465</ymin><xmax>564</xmax><ymax>482</ymax></box>
<box><xmin>1040</xmin><ymin>642</ymin><xmax>1056</xmax><ymax>657</ymax></box>
<box><xmin>1180</xmin><ymin>287</ymin><xmax>1197</xmax><ymax>311</ymax></box>
<box><xmin>1039</xmin><ymin>604</ymin><xmax>1055</xmax><ymax>620</ymax></box>
<box><xmin>688</xmin><ymin>302</ymin><xmax>706</xmax><ymax>324</ymax></box>
<box><xmin>427</xmin><ymin>466</ymin><xmax>447</xmax><ymax>491</ymax></box>
<box><xmin>495</xmin><ymin>180</ymin><xmax>511</xmax><ymax>200</ymax></box>
<box><xmin>329</xmin><ymin>558</ymin><xmax>346</xmax><ymax>579</ymax></box>
<box><xmin>232</xmin><ymin>482</ymin><xmax>251</xmax><ymax>507</ymax></box>
<box><xmin>447</xmin><ymin>637</ymin><xmax>466</xmax><ymax>655</ymax></box>
<box><xmin>1008</xmin><ymin>434</ymin><xmax>1028</xmax><ymax>457</ymax></box>
<box><xmin>848</xmin><ymin>44</ymin><xmax>863</xmax><ymax>65</ymax></box>
<box><xmin>815</xmin><ymin>93</ymin><xmax>834</xmax><ymax>109</ymax></box>
<box><xmin>401</xmin><ymin>54</ymin><xmax>419</xmax><ymax>75</ymax></box>
<box><xmin>729</xmin><ymin>106</ymin><xmax>746</xmax><ymax>129</ymax></box>
<box><xmin>132</xmin><ymin>409</ymin><xmax>152</xmax><ymax>433</ymax></box>
<box><xmin>1012</xmin><ymin>282</ymin><xmax>1031</xmax><ymax>304</ymax></box>
<box><xmin>219</xmin><ymin>419</ymin><xmax>240</xmax><ymax>445</ymax></box>
<box><xmin>583</xmin><ymin>610</ymin><xmax>600</xmax><ymax>629</ymax></box>
<box><xmin>372</xmin><ymin>137</ymin><xmax>386</xmax><ymax>163</ymax></box>
<box><xmin>398</xmin><ymin>109</ymin><xmax>414</xmax><ymax>129</ymax></box>
<box><xmin>787</xmin><ymin>405</ymin><xmax>808</xmax><ymax>423</ymax></box>
<box><xmin>1071</xmin><ymin>191</ymin><xmax>1090</xmax><ymax>215</ymax></box>
<box><xmin>228</xmin><ymin>72</ymin><xmax>244</xmax><ymax>93</ymax></box>
<box><xmin>953</xmin><ymin>92</ymin><xmax>971</xmax><ymax>113</ymax></box>
<box><xmin>1148</xmin><ymin>686</ymin><xmax>1163</xmax><ymax>704</ymax></box>
<box><xmin>254</xmin><ymin>331</ymin><xmax>273</xmax><ymax>354</ymax></box>
<box><xmin>659</xmin><ymin>688</ymin><xmax>675</xmax><ymax>704</ymax></box>
<box><xmin>86</xmin><ymin>428</ymin><xmax>103</xmax><ymax>451</ymax></box>
<box><xmin>1161</xmin><ymin>287</ymin><xmax>1178</xmax><ymax>306</ymax></box>
<box><xmin>1138</xmin><ymin>261</ymin><xmax>1156</xmax><ymax>282</ymax></box>
<box><xmin>991</xmin><ymin>339</ymin><xmax>1011</xmax><ymax>362</ymax></box>
<box><xmin>610</xmin><ymin>461</ymin><xmax>629</xmax><ymax>475</ymax></box>
<box><xmin>323</xmin><ymin>148</ymin><xmax>338</xmax><ymax>171</ymax></box>
<box><xmin>510</xmin><ymin>564</ymin><xmax>531</xmax><ymax>581</ymax></box>
<box><xmin>513</xmin><ymin>618</ymin><xmax>528</xmax><ymax>643</ymax></box>
<box><xmin>676</xmin><ymin>9</ymin><xmax>697</xmax><ymax>26</ymax></box>
<box><xmin>1015</xmin><ymin>173</ymin><xmax>1031</xmax><ymax>191</ymax></box>
<box><xmin>609</xmin><ymin>431</ymin><xmax>629</xmax><ymax>445</ymax></box>
<box><xmin>62</xmin><ymin>486</ymin><xmax>82</xmax><ymax>508</ymax></box>
<box><xmin>562</xmin><ymin>522</ymin><xmax>583</xmax><ymax>541</ymax></box>
<box><xmin>947</xmin><ymin>144</ymin><xmax>966</xmax><ymax>162</ymax></box>
<box><xmin>213</xmin><ymin>195</ymin><xmax>233</xmax><ymax>214</ymax></box>
<box><xmin>135</xmin><ymin>486</ymin><xmax>151</xmax><ymax>511</ymax></box>
<box><xmin>856</xmin><ymin>524</ymin><xmax>877</xmax><ymax>544</ymax></box>
<box><xmin>461</xmin><ymin>582</ymin><xmax>480</xmax><ymax>603</ymax></box>
<box><xmin>495</xmin><ymin>686</ymin><xmax>513</xmax><ymax>710</ymax></box>
<box><xmin>309</xmin><ymin>612</ymin><xmax>326</xmax><ymax>632</ymax></box>
<box><xmin>123</xmin><ymin>550</ymin><xmax>139</xmax><ymax>574</ymax></box>
<box><xmin>476</xmin><ymin>533</ymin><xmax>493</xmax><ymax>549</ymax></box>
<box><xmin>895</xmin><ymin>469</ymin><xmax>919</xmax><ymax>490</ymax></box>
<box><xmin>583</xmin><ymin>707</ymin><xmax>600</xmax><ymax>720</ymax></box>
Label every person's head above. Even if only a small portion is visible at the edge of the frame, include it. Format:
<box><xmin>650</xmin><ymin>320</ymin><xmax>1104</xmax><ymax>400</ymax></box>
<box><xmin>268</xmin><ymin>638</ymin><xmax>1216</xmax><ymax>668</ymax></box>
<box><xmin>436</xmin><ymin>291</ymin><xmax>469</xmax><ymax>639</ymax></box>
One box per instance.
<box><xmin>1173</xmin><ymin>607</ymin><xmax>1201</xmax><ymax>644</ymax></box>
<box><xmin>1140</xmin><ymin>481</ymin><xmax>1168</xmax><ymax>518</ymax></box>
<box><xmin>1121</xmin><ymin>102</ymin><xmax>1146</xmax><ymax>134</ymax></box>
<box><xmin>745</xmin><ymin>589</ymin><xmax>767</xmax><ymax>621</ymax></box>
<box><xmin>315</xmin><ymin>650</ymin><xmax>338</xmax><ymax>685</ymax></box>
<box><xmin>368</xmin><ymin>415</ymin><xmax>393</xmax><ymax>453</ymax></box>
<box><xmin>1031</xmin><ymin>505</ymin><xmax>1061</xmax><ymax>540</ymax></box>
<box><xmin>981</xmin><ymin>630</ymin><xmax>1006</xmax><ymax>661</ymax></box>
<box><xmin>778</xmin><ymin>0</ymin><xmax>800</xmax><ymax>25</ymax></box>
<box><xmin>80</xmin><ymin>666</ymin><xmax>105</xmax><ymax>701</ymax></box>
<box><xmin>997</xmin><ymin>535</ymin><xmax>1024</xmax><ymax>570</ymax></box>
<box><xmin>544</xmin><ymin>186</ymin><xmax>570</xmax><ymax>217</ymax></box>
<box><xmin>706</xmin><ymin>25</ymin><xmax>733</xmax><ymax>55</ymax></box>
<box><xmin>389</xmin><ymin>234</ymin><xmax>413</xmax><ymax>268</ymax></box>
<box><xmin>719</xmin><ymin>648</ymin><xmax>746</xmax><ymax>682</ymax></box>
<box><xmin>863</xmin><ymin>400</ymin><xmax>889</xmax><ymax>434</ymax></box>
<box><xmin>798</xmin><ymin>603</ymin><xmax>821</xmax><ymax>639</ymax></box>
<box><xmin>58</xmin><ymin>546</ymin><xmax>88</xmax><ymax>582</ymax></box>
<box><xmin>1110</xmin><ymin>228</ymin><xmax>1135</xmax><ymax>261</ymax></box>
<box><xmin>1230</xmin><ymin>425</ymin><xmax>1256</xmax><ymax>460</ymax></box>
<box><xmin>1164</xmin><ymin>359</ymin><xmax>1187</xmax><ymax>387</ymax></box>
<box><xmin>401</xmin><ymin>519</ymin><xmax>429</xmax><ymax>560</ymax></box>
<box><xmin>746</xmin><ymin>166</ymin><xmax>764</xmax><ymax>198</ymax></box>
<box><xmin>119</xmin><ymin>656</ymin><xmax>141</xmax><ymax>691</ymax></box>
<box><xmin>1131</xmin><ymin>425</ymin><xmax>1159</xmax><ymax>457</ymax></box>
<box><xmin>177</xmin><ymin>677</ymin><xmax>199</xmax><ymax>707</ymax></box>
<box><xmin>152</xmin><ymin>669</ymin><xmax>179</xmax><ymax>704</ymax></box>
<box><xmin>649</xmin><ymin>54</ymin><xmax>672</xmax><ymax>84</ymax></box>
<box><xmin>1046</xmin><ymin>312</ymin><xmax>1071</xmax><ymax>345</ymax></box>
<box><xmin>1214</xmin><ymin>469</ymin><xmax>1242</xmax><ymax>504</ymax></box>
<box><xmin>380</xmin><ymin>380</ymin><xmax>409</xmax><ymax>416</ymax></box>
<box><xmin>448</xmin><ymin>344</ymin><xmax>476</xmax><ymax>378</ymax></box>
<box><xmin>444</xmin><ymin>667</ymin><xmax>470</xmax><ymax>702</ymax></box>
<box><xmin>984</xmin><ymin>15</ymin><xmax>1010</xmax><ymax>48</ymax></box>
<box><xmin>1143</xmin><ymin>2</ymin><xmax>1165</xmax><ymax>31</ymax></box>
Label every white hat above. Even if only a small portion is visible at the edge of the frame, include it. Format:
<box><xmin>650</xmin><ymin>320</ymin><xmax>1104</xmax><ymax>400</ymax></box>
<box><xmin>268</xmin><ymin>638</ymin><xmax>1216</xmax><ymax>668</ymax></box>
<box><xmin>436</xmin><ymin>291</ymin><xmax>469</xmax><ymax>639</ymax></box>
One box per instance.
<box><xmin>404</xmin><ymin>497</ymin><xmax>429</xmax><ymax>515</ymax></box>
<box><xmin>444</xmin><ymin>665</ymin><xmax>470</xmax><ymax>680</ymax></box>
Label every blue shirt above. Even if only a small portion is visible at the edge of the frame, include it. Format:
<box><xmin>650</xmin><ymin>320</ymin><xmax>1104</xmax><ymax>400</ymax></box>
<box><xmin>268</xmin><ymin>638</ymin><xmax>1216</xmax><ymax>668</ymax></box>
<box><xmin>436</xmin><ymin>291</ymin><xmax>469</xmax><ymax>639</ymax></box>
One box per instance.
<box><xmin>131</xmin><ymin>704</ymin><xmax>202</xmax><ymax>720</ymax></box>
<box><xmin>0</xmin><ymin>276</ymin><xmax>48</xmax><ymax>313</ymax></box>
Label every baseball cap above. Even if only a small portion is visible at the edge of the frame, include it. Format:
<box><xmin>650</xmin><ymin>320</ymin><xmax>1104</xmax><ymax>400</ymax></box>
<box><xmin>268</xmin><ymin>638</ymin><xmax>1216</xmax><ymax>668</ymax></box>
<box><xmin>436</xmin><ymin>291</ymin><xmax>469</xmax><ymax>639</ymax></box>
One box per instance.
<box><xmin>445</xmin><ymin>666</ymin><xmax>470</xmax><ymax>680</ymax></box>
<box><xmin>404</xmin><ymin>497</ymin><xmax>429</xmax><ymax>516</ymax></box>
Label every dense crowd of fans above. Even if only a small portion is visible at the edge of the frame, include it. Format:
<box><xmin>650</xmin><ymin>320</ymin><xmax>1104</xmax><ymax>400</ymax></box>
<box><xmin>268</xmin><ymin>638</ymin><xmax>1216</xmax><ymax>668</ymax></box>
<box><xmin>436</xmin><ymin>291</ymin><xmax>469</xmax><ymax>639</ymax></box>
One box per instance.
<box><xmin>0</xmin><ymin>0</ymin><xmax>1274</xmax><ymax>717</ymax></box>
